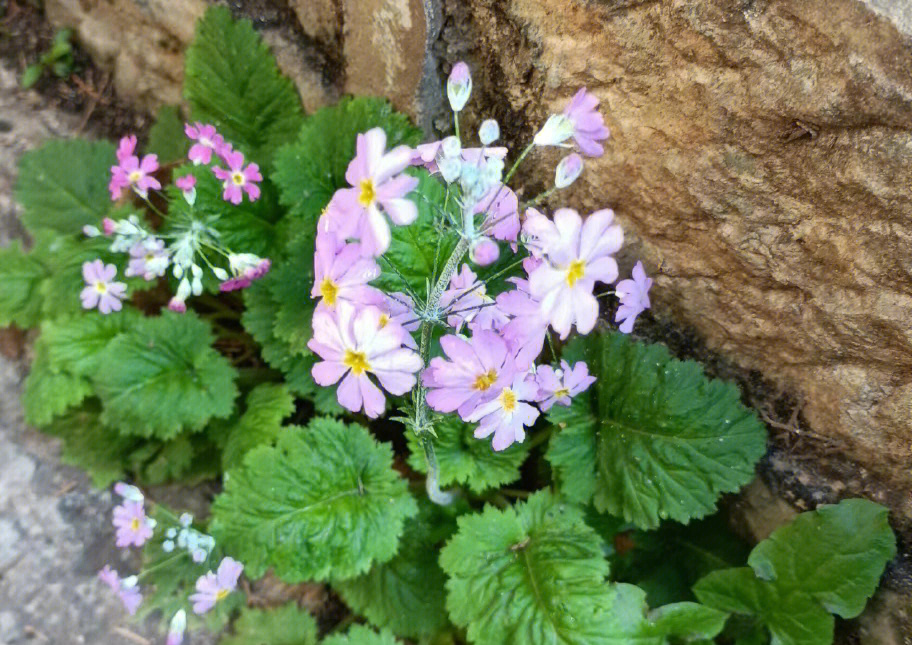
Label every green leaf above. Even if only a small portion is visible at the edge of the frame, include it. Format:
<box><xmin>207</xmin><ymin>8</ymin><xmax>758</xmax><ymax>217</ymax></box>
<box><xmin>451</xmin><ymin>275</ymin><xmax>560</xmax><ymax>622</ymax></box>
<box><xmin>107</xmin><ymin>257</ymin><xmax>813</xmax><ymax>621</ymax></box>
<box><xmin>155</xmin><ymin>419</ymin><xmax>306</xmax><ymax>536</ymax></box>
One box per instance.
<box><xmin>322</xmin><ymin>626</ymin><xmax>402</xmax><ymax>645</ymax></box>
<box><xmin>222</xmin><ymin>383</ymin><xmax>294</xmax><ymax>470</ymax></box>
<box><xmin>334</xmin><ymin>499</ymin><xmax>456</xmax><ymax>638</ymax></box>
<box><xmin>147</xmin><ymin>105</ymin><xmax>187</xmax><ymax>164</ymax></box>
<box><xmin>41</xmin><ymin>310</ymin><xmax>139</xmax><ymax>377</ymax></box>
<box><xmin>220</xmin><ymin>603</ymin><xmax>318</xmax><ymax>645</ymax></box>
<box><xmin>184</xmin><ymin>6</ymin><xmax>303</xmax><ymax>165</ymax></box>
<box><xmin>22</xmin><ymin>336</ymin><xmax>92</xmax><ymax>426</ymax></box>
<box><xmin>546</xmin><ymin>333</ymin><xmax>767</xmax><ymax>529</ymax></box>
<box><xmin>272</xmin><ymin>96</ymin><xmax>421</xmax><ymax>222</ymax></box>
<box><xmin>440</xmin><ymin>490</ymin><xmax>618</xmax><ymax>645</ymax></box>
<box><xmin>602</xmin><ymin>584</ymin><xmax>727</xmax><ymax>644</ymax></box>
<box><xmin>375</xmin><ymin>169</ymin><xmax>459</xmax><ymax>299</ymax></box>
<box><xmin>0</xmin><ymin>240</ymin><xmax>47</xmax><ymax>327</ymax></box>
<box><xmin>21</xmin><ymin>64</ymin><xmax>42</xmax><ymax>88</ymax></box>
<box><xmin>406</xmin><ymin>415</ymin><xmax>529</xmax><ymax>493</ymax></box>
<box><xmin>211</xmin><ymin>417</ymin><xmax>417</xmax><ymax>582</ymax></box>
<box><xmin>694</xmin><ymin>499</ymin><xmax>896</xmax><ymax>645</ymax></box>
<box><xmin>15</xmin><ymin>139</ymin><xmax>114</xmax><ymax>235</ymax></box>
<box><xmin>94</xmin><ymin>311</ymin><xmax>239</xmax><ymax>439</ymax></box>
<box><xmin>269</xmin><ymin>228</ymin><xmax>318</xmax><ymax>355</ymax></box>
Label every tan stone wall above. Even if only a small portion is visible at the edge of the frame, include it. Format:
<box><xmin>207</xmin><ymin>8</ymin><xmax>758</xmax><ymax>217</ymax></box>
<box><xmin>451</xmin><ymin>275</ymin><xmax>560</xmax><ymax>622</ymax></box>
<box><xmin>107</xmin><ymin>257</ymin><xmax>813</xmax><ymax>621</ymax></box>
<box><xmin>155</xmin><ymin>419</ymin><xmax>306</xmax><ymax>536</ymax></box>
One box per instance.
<box><xmin>44</xmin><ymin>0</ymin><xmax>912</xmax><ymax>501</ymax></box>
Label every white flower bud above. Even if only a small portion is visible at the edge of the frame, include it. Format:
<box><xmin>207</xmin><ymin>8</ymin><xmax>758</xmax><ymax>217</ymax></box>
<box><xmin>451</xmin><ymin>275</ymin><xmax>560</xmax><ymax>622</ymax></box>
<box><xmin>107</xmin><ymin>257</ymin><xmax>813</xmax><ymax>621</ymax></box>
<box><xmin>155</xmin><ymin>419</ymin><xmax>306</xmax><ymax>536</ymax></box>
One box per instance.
<box><xmin>555</xmin><ymin>153</ymin><xmax>584</xmax><ymax>189</ymax></box>
<box><xmin>439</xmin><ymin>157</ymin><xmax>462</xmax><ymax>184</ymax></box>
<box><xmin>447</xmin><ymin>62</ymin><xmax>472</xmax><ymax>113</ymax></box>
<box><xmin>212</xmin><ymin>267</ymin><xmax>229</xmax><ymax>281</ymax></box>
<box><xmin>441</xmin><ymin>136</ymin><xmax>462</xmax><ymax>159</ymax></box>
<box><xmin>479</xmin><ymin>119</ymin><xmax>500</xmax><ymax>145</ymax></box>
<box><xmin>534</xmin><ymin>114</ymin><xmax>574</xmax><ymax>147</ymax></box>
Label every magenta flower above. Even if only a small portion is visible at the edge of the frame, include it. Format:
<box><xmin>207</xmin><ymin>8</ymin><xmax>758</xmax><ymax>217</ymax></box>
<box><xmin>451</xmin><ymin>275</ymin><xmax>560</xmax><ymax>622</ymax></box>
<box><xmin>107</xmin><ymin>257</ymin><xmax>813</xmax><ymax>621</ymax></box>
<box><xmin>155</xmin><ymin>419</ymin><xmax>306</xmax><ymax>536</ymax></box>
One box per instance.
<box><xmin>81</xmin><ymin>260</ymin><xmax>127</xmax><ymax>314</ymax></box>
<box><xmin>112</xmin><ymin>499</ymin><xmax>154</xmax><ymax>548</ymax></box>
<box><xmin>116</xmin><ymin>135</ymin><xmax>137</xmax><ymax>163</ymax></box>
<box><xmin>527</xmin><ymin>208</ymin><xmax>624</xmax><ymax>338</ymax></box>
<box><xmin>440</xmin><ymin>264</ymin><xmax>509</xmax><ymax>331</ymax></box>
<box><xmin>219</xmin><ymin>253</ymin><xmax>271</xmax><ymax>292</ymax></box>
<box><xmin>563</xmin><ymin>88</ymin><xmax>611</xmax><ymax>157</ymax></box>
<box><xmin>175</xmin><ymin>175</ymin><xmax>196</xmax><ymax>192</ymax></box>
<box><xmin>308</xmin><ymin>302</ymin><xmax>423</xmax><ymax>418</ymax></box>
<box><xmin>535</xmin><ymin>360</ymin><xmax>596</xmax><ymax>411</ymax></box>
<box><xmin>466</xmin><ymin>374</ymin><xmax>540</xmax><ymax>451</ymax></box>
<box><xmin>184</xmin><ymin>123</ymin><xmax>225</xmax><ymax>165</ymax></box>
<box><xmin>213</xmin><ymin>149</ymin><xmax>262</xmax><ymax>204</ymax></box>
<box><xmin>327</xmin><ymin>127</ymin><xmax>418</xmax><ymax>256</ymax></box>
<box><xmin>125</xmin><ymin>239</ymin><xmax>168</xmax><ymax>281</ymax></box>
<box><xmin>422</xmin><ymin>330</ymin><xmax>516</xmax><ymax>419</ymax></box>
<box><xmin>476</xmin><ymin>185</ymin><xmax>520</xmax><ymax>243</ymax></box>
<box><xmin>109</xmin><ymin>152</ymin><xmax>161</xmax><ymax>200</ymax></box>
<box><xmin>98</xmin><ymin>566</ymin><xmax>142</xmax><ymax>615</ymax></box>
<box><xmin>189</xmin><ymin>557</ymin><xmax>243</xmax><ymax>615</ymax></box>
<box><xmin>496</xmin><ymin>278</ymin><xmax>549</xmax><ymax>370</ymax></box>
<box><xmin>615</xmin><ymin>260</ymin><xmax>653</xmax><ymax>333</ymax></box>
<box><xmin>311</xmin><ymin>231</ymin><xmax>383</xmax><ymax>311</ymax></box>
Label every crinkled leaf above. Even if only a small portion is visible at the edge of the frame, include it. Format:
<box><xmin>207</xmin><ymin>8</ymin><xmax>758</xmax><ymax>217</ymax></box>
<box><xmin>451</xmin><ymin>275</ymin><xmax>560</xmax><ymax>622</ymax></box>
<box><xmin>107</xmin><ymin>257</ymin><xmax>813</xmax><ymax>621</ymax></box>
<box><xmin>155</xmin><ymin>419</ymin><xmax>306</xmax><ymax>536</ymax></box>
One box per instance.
<box><xmin>406</xmin><ymin>415</ymin><xmax>529</xmax><ymax>493</ymax></box>
<box><xmin>15</xmin><ymin>139</ymin><xmax>114</xmax><ymax>235</ymax></box>
<box><xmin>222</xmin><ymin>383</ymin><xmax>294</xmax><ymax>470</ymax></box>
<box><xmin>184</xmin><ymin>6</ymin><xmax>303</xmax><ymax>165</ymax></box>
<box><xmin>272</xmin><ymin>96</ymin><xmax>421</xmax><ymax>222</ymax></box>
<box><xmin>269</xmin><ymin>228</ymin><xmax>317</xmax><ymax>355</ymax></box>
<box><xmin>440</xmin><ymin>490</ymin><xmax>619</xmax><ymax>645</ymax></box>
<box><xmin>211</xmin><ymin>417</ymin><xmax>417</xmax><ymax>582</ymax></box>
<box><xmin>0</xmin><ymin>240</ymin><xmax>46</xmax><ymax>327</ymax></box>
<box><xmin>147</xmin><ymin>105</ymin><xmax>187</xmax><ymax>164</ymax></box>
<box><xmin>547</xmin><ymin>333</ymin><xmax>767</xmax><ymax>529</ymax></box>
<box><xmin>602</xmin><ymin>584</ymin><xmax>727</xmax><ymax>644</ymax></box>
<box><xmin>94</xmin><ymin>311</ymin><xmax>239</xmax><ymax>439</ymax></box>
<box><xmin>220</xmin><ymin>603</ymin><xmax>318</xmax><ymax>645</ymax></box>
<box><xmin>22</xmin><ymin>335</ymin><xmax>92</xmax><ymax>426</ymax></box>
<box><xmin>334</xmin><ymin>499</ymin><xmax>456</xmax><ymax>638</ymax></box>
<box><xmin>322</xmin><ymin>626</ymin><xmax>402</xmax><ymax>645</ymax></box>
<box><xmin>41</xmin><ymin>310</ymin><xmax>139</xmax><ymax>377</ymax></box>
<box><xmin>694</xmin><ymin>499</ymin><xmax>896</xmax><ymax>645</ymax></box>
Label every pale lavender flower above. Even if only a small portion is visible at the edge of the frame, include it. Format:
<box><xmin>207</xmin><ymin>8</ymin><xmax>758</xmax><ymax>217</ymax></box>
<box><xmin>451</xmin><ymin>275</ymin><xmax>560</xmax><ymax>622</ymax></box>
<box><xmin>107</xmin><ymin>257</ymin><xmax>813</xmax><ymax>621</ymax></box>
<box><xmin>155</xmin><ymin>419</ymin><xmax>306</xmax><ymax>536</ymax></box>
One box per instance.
<box><xmin>98</xmin><ymin>566</ymin><xmax>142</xmax><ymax>615</ymax></box>
<box><xmin>526</xmin><ymin>208</ymin><xmax>623</xmax><ymax>338</ymax></box>
<box><xmin>440</xmin><ymin>264</ymin><xmax>509</xmax><ymax>331</ymax></box>
<box><xmin>466</xmin><ymin>374</ymin><xmax>540</xmax><ymax>451</ymax></box>
<box><xmin>410</xmin><ymin>142</ymin><xmax>507</xmax><ymax>174</ymax></box>
<box><xmin>125</xmin><ymin>238</ymin><xmax>169</xmax><ymax>281</ymax></box>
<box><xmin>185</xmin><ymin>123</ymin><xmax>225</xmax><ymax>165</ymax></box>
<box><xmin>113</xmin><ymin>482</ymin><xmax>143</xmax><ymax>502</ymax></box>
<box><xmin>380</xmin><ymin>292</ymin><xmax>418</xmax><ymax>350</ymax></box>
<box><xmin>112</xmin><ymin>499</ymin><xmax>154</xmax><ymax>548</ymax></box>
<box><xmin>475</xmin><ymin>185</ymin><xmax>520</xmax><ymax>243</ymax></box>
<box><xmin>326</xmin><ymin>128</ymin><xmax>418</xmax><ymax>256</ymax></box>
<box><xmin>535</xmin><ymin>360</ymin><xmax>596</xmax><ymax>411</ymax></box>
<box><xmin>615</xmin><ymin>260</ymin><xmax>653</xmax><ymax>333</ymax></box>
<box><xmin>308</xmin><ymin>302</ymin><xmax>423</xmax><ymax>418</ymax></box>
<box><xmin>311</xmin><ymin>231</ymin><xmax>383</xmax><ymax>311</ymax></box>
<box><xmin>563</xmin><ymin>88</ymin><xmax>611</xmax><ymax>157</ymax></box>
<box><xmin>470</xmin><ymin>237</ymin><xmax>500</xmax><ymax>266</ymax></box>
<box><xmin>80</xmin><ymin>260</ymin><xmax>127</xmax><ymax>314</ymax></box>
<box><xmin>189</xmin><ymin>557</ymin><xmax>243</xmax><ymax>615</ymax></box>
<box><xmin>212</xmin><ymin>149</ymin><xmax>262</xmax><ymax>204</ymax></box>
<box><xmin>496</xmin><ymin>278</ymin><xmax>549</xmax><ymax>370</ymax></box>
<box><xmin>422</xmin><ymin>330</ymin><xmax>516</xmax><ymax>420</ymax></box>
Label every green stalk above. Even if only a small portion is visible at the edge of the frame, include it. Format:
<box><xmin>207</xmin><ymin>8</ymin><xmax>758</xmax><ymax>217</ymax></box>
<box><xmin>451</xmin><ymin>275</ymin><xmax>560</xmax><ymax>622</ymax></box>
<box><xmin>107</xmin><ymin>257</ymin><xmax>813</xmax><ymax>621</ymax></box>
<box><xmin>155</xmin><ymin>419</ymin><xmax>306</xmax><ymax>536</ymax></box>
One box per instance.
<box><xmin>412</xmin><ymin>236</ymin><xmax>471</xmax><ymax>505</ymax></box>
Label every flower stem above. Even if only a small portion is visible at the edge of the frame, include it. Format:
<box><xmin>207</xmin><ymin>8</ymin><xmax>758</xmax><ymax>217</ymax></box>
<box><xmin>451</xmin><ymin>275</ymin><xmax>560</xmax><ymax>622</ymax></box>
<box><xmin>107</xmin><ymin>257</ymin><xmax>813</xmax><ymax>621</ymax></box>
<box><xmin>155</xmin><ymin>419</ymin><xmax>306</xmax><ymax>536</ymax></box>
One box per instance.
<box><xmin>411</xmin><ymin>236</ymin><xmax>471</xmax><ymax>505</ymax></box>
<box><xmin>504</xmin><ymin>142</ymin><xmax>534</xmax><ymax>184</ymax></box>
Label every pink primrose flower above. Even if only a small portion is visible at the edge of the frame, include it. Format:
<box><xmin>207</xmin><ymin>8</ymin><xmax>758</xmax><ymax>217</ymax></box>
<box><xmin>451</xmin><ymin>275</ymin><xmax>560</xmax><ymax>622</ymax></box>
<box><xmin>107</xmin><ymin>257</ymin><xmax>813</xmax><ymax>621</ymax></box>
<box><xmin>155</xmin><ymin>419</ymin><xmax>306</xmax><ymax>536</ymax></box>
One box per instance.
<box><xmin>311</xmin><ymin>231</ymin><xmax>383</xmax><ymax>311</ymax></box>
<box><xmin>466</xmin><ymin>374</ymin><xmax>540</xmax><ymax>451</ymax></box>
<box><xmin>112</xmin><ymin>499</ymin><xmax>154</xmax><ymax>548</ymax></box>
<box><xmin>189</xmin><ymin>557</ymin><xmax>243</xmax><ymax>615</ymax></box>
<box><xmin>440</xmin><ymin>264</ymin><xmax>509</xmax><ymax>332</ymax></box>
<box><xmin>615</xmin><ymin>260</ymin><xmax>653</xmax><ymax>333</ymax></box>
<box><xmin>109</xmin><ymin>151</ymin><xmax>161</xmax><ymax>200</ymax></box>
<box><xmin>98</xmin><ymin>566</ymin><xmax>142</xmax><ymax>615</ymax></box>
<box><xmin>80</xmin><ymin>260</ymin><xmax>127</xmax><ymax>314</ymax></box>
<box><xmin>184</xmin><ymin>123</ymin><xmax>225</xmax><ymax>165</ymax></box>
<box><xmin>212</xmin><ymin>149</ymin><xmax>262</xmax><ymax>204</ymax></box>
<box><xmin>125</xmin><ymin>238</ymin><xmax>168</xmax><ymax>281</ymax></box>
<box><xmin>562</xmin><ymin>88</ymin><xmax>611</xmax><ymax>157</ymax></box>
<box><xmin>534</xmin><ymin>360</ymin><xmax>596</xmax><ymax>411</ymax></box>
<box><xmin>495</xmin><ymin>278</ymin><xmax>549</xmax><ymax>371</ymax></box>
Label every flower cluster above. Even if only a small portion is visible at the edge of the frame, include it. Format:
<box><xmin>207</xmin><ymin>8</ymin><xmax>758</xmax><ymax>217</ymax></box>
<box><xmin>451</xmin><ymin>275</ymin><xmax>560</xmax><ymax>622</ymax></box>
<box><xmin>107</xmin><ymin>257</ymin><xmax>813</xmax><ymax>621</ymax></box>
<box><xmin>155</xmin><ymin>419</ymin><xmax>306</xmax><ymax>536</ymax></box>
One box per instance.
<box><xmin>98</xmin><ymin>483</ymin><xmax>244</xmax><ymax>645</ymax></box>
<box><xmin>308</xmin><ymin>62</ymin><xmax>652</xmax><ymax>453</ymax></box>
<box><xmin>82</xmin><ymin>124</ymin><xmax>270</xmax><ymax>314</ymax></box>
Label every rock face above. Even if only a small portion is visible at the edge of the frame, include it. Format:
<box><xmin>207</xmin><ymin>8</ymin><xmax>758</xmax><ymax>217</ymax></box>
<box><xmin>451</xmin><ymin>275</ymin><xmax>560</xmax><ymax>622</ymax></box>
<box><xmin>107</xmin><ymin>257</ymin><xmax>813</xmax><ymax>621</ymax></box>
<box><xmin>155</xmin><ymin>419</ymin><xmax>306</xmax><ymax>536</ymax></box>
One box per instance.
<box><xmin>40</xmin><ymin>0</ymin><xmax>912</xmax><ymax>500</ymax></box>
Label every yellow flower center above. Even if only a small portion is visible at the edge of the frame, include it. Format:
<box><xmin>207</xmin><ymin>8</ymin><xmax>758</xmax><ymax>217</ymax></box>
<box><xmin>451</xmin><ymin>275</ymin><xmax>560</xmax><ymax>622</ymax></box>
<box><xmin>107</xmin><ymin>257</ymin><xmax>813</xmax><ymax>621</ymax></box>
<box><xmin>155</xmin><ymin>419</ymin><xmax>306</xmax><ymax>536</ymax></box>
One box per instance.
<box><xmin>129</xmin><ymin>518</ymin><xmax>141</xmax><ymax>531</ymax></box>
<box><xmin>343</xmin><ymin>350</ymin><xmax>371</xmax><ymax>376</ymax></box>
<box><xmin>379</xmin><ymin>314</ymin><xmax>390</xmax><ymax>328</ymax></box>
<box><xmin>473</xmin><ymin>369</ymin><xmax>498</xmax><ymax>391</ymax></box>
<box><xmin>566</xmin><ymin>260</ymin><xmax>586</xmax><ymax>287</ymax></box>
<box><xmin>358</xmin><ymin>179</ymin><xmax>376</xmax><ymax>207</ymax></box>
<box><xmin>499</xmin><ymin>387</ymin><xmax>517</xmax><ymax>413</ymax></box>
<box><xmin>95</xmin><ymin>282</ymin><xmax>108</xmax><ymax>294</ymax></box>
<box><xmin>231</xmin><ymin>171</ymin><xmax>245</xmax><ymax>186</ymax></box>
<box><xmin>128</xmin><ymin>170</ymin><xmax>143</xmax><ymax>183</ymax></box>
<box><xmin>319</xmin><ymin>279</ymin><xmax>338</xmax><ymax>306</ymax></box>
<box><xmin>555</xmin><ymin>388</ymin><xmax>570</xmax><ymax>398</ymax></box>
<box><xmin>216</xmin><ymin>589</ymin><xmax>230</xmax><ymax>602</ymax></box>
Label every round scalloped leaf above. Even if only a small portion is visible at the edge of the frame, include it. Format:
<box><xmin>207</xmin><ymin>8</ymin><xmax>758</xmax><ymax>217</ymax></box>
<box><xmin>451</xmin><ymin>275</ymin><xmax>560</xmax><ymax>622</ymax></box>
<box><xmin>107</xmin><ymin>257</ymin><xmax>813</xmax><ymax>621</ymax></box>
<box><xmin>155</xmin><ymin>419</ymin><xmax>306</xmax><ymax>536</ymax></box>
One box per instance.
<box><xmin>406</xmin><ymin>415</ymin><xmax>529</xmax><ymax>493</ymax></box>
<box><xmin>322</xmin><ymin>626</ymin><xmax>401</xmax><ymax>645</ymax></box>
<box><xmin>210</xmin><ymin>417</ymin><xmax>417</xmax><ymax>582</ymax></box>
<box><xmin>439</xmin><ymin>490</ymin><xmax>618</xmax><ymax>645</ymax></box>
<box><xmin>220</xmin><ymin>603</ymin><xmax>318</xmax><ymax>645</ymax></box>
<box><xmin>547</xmin><ymin>332</ymin><xmax>766</xmax><ymax>529</ymax></box>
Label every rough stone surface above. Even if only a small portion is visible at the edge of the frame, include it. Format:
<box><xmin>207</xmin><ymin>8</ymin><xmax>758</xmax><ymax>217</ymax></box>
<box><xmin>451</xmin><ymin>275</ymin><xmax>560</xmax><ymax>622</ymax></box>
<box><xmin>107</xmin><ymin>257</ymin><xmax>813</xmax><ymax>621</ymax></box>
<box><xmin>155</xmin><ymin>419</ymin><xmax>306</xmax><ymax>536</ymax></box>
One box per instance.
<box><xmin>0</xmin><ymin>64</ymin><xmax>217</xmax><ymax>645</ymax></box>
<box><xmin>436</xmin><ymin>0</ymin><xmax>912</xmax><ymax>499</ymax></box>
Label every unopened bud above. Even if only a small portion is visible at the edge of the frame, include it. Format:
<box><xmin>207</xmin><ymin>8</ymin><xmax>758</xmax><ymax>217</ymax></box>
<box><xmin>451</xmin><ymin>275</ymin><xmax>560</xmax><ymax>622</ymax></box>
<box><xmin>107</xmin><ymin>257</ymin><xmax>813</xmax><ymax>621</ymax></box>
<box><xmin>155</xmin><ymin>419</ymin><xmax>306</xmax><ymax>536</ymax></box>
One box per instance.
<box><xmin>441</xmin><ymin>136</ymin><xmax>462</xmax><ymax>159</ymax></box>
<box><xmin>470</xmin><ymin>237</ymin><xmax>500</xmax><ymax>266</ymax></box>
<box><xmin>555</xmin><ymin>153</ymin><xmax>584</xmax><ymax>188</ymax></box>
<box><xmin>447</xmin><ymin>62</ymin><xmax>472</xmax><ymax>113</ymax></box>
<box><xmin>478</xmin><ymin>119</ymin><xmax>500</xmax><ymax>145</ymax></box>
